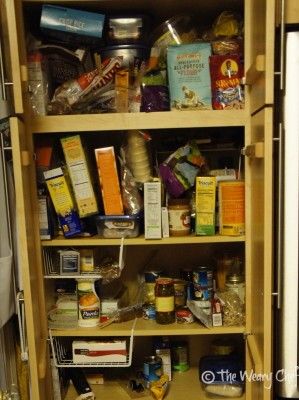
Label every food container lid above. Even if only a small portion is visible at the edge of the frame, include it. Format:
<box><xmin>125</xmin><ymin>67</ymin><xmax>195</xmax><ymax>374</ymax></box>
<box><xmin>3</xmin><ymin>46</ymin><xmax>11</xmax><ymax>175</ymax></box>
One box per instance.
<box><xmin>226</xmin><ymin>273</ymin><xmax>245</xmax><ymax>284</ymax></box>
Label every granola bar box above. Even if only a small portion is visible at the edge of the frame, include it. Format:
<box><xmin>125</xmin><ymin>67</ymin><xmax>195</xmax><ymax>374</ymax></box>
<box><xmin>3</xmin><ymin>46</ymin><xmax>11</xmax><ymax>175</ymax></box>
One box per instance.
<box><xmin>167</xmin><ymin>43</ymin><xmax>212</xmax><ymax>110</ymax></box>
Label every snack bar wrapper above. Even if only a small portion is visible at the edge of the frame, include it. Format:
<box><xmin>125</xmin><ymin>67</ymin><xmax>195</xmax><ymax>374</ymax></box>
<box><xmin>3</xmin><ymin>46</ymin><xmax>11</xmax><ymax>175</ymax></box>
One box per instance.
<box><xmin>159</xmin><ymin>142</ymin><xmax>206</xmax><ymax>197</ymax></box>
<box><xmin>48</xmin><ymin>57</ymin><xmax>122</xmax><ymax>114</ymax></box>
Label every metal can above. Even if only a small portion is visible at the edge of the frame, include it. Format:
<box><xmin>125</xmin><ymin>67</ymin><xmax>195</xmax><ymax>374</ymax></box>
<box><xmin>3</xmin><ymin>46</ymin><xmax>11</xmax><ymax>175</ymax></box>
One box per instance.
<box><xmin>143</xmin><ymin>356</ymin><xmax>162</xmax><ymax>387</ymax></box>
<box><xmin>171</xmin><ymin>341</ymin><xmax>189</xmax><ymax>372</ymax></box>
<box><xmin>180</xmin><ymin>268</ymin><xmax>194</xmax><ymax>300</ymax></box>
<box><xmin>193</xmin><ymin>266</ymin><xmax>213</xmax><ymax>301</ymax></box>
<box><xmin>143</xmin><ymin>304</ymin><xmax>156</xmax><ymax>320</ymax></box>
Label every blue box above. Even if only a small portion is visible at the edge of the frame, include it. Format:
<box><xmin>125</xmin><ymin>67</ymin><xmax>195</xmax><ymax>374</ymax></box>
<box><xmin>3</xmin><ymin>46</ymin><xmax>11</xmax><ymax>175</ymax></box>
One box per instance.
<box><xmin>40</xmin><ymin>5</ymin><xmax>105</xmax><ymax>45</ymax></box>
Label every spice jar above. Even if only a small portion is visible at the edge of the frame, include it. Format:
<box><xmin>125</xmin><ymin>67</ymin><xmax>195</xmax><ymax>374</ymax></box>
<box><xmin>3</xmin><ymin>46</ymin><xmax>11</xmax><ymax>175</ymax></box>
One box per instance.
<box><xmin>168</xmin><ymin>198</ymin><xmax>191</xmax><ymax>236</ymax></box>
<box><xmin>155</xmin><ymin>278</ymin><xmax>175</xmax><ymax>324</ymax></box>
<box><xmin>225</xmin><ymin>273</ymin><xmax>245</xmax><ymax>304</ymax></box>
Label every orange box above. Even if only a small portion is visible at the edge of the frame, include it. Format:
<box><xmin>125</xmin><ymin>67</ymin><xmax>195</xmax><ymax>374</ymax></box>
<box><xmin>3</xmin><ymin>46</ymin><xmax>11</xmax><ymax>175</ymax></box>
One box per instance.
<box><xmin>218</xmin><ymin>180</ymin><xmax>245</xmax><ymax>236</ymax></box>
<box><xmin>95</xmin><ymin>146</ymin><xmax>124</xmax><ymax>215</ymax></box>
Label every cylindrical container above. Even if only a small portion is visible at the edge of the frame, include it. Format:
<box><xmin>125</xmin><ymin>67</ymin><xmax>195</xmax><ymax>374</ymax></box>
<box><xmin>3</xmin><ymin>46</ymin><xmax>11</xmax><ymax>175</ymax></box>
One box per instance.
<box><xmin>173</xmin><ymin>279</ymin><xmax>187</xmax><ymax>307</ymax></box>
<box><xmin>143</xmin><ymin>356</ymin><xmax>162</xmax><ymax>387</ymax></box>
<box><xmin>180</xmin><ymin>268</ymin><xmax>194</xmax><ymax>300</ymax></box>
<box><xmin>225</xmin><ymin>273</ymin><xmax>245</xmax><ymax>304</ymax></box>
<box><xmin>77</xmin><ymin>279</ymin><xmax>100</xmax><ymax>327</ymax></box>
<box><xmin>210</xmin><ymin>338</ymin><xmax>235</xmax><ymax>356</ymax></box>
<box><xmin>216</xmin><ymin>254</ymin><xmax>235</xmax><ymax>290</ymax></box>
<box><xmin>218</xmin><ymin>180</ymin><xmax>245</xmax><ymax>236</ymax></box>
<box><xmin>168</xmin><ymin>198</ymin><xmax>191</xmax><ymax>236</ymax></box>
<box><xmin>143</xmin><ymin>270</ymin><xmax>163</xmax><ymax>305</ymax></box>
<box><xmin>143</xmin><ymin>304</ymin><xmax>156</xmax><ymax>320</ymax></box>
<box><xmin>193</xmin><ymin>267</ymin><xmax>213</xmax><ymax>301</ymax></box>
<box><xmin>155</xmin><ymin>278</ymin><xmax>175</xmax><ymax>324</ymax></box>
<box><xmin>79</xmin><ymin>248</ymin><xmax>95</xmax><ymax>273</ymax></box>
<box><xmin>171</xmin><ymin>341</ymin><xmax>189</xmax><ymax>372</ymax></box>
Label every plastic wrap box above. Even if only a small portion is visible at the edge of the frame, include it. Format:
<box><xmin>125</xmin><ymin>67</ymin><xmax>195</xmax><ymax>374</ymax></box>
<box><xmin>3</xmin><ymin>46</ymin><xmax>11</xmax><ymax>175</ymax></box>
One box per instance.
<box><xmin>72</xmin><ymin>340</ymin><xmax>127</xmax><ymax>363</ymax></box>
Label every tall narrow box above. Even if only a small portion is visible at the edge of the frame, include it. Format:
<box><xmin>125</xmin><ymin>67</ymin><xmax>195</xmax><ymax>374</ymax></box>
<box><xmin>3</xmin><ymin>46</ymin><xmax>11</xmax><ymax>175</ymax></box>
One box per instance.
<box><xmin>95</xmin><ymin>147</ymin><xmax>124</xmax><ymax>215</ymax></box>
<box><xmin>61</xmin><ymin>135</ymin><xmax>98</xmax><ymax>218</ymax></box>
<box><xmin>144</xmin><ymin>181</ymin><xmax>162</xmax><ymax>239</ymax></box>
<box><xmin>44</xmin><ymin>167</ymin><xmax>82</xmax><ymax>237</ymax></box>
<box><xmin>195</xmin><ymin>176</ymin><xmax>216</xmax><ymax>235</ymax></box>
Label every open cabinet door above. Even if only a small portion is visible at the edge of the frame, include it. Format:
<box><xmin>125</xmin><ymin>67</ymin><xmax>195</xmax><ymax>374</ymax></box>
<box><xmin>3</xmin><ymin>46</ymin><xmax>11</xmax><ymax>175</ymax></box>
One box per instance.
<box><xmin>245</xmin><ymin>0</ymin><xmax>275</xmax><ymax>113</ymax></box>
<box><xmin>245</xmin><ymin>108</ymin><xmax>273</xmax><ymax>400</ymax></box>
<box><xmin>10</xmin><ymin>117</ymin><xmax>52</xmax><ymax>400</ymax></box>
<box><xmin>0</xmin><ymin>0</ymin><xmax>25</xmax><ymax>114</ymax></box>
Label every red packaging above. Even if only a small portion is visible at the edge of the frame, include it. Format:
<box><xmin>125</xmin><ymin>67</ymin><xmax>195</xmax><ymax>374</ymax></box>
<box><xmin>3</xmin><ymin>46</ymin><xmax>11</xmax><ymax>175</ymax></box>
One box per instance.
<box><xmin>209</xmin><ymin>55</ymin><xmax>244</xmax><ymax>110</ymax></box>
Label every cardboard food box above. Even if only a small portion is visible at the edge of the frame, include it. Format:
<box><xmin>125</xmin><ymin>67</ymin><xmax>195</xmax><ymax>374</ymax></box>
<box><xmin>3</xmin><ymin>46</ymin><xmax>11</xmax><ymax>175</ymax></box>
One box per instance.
<box><xmin>72</xmin><ymin>340</ymin><xmax>127</xmax><ymax>363</ymax></box>
<box><xmin>144</xmin><ymin>181</ymin><xmax>162</xmax><ymax>239</ymax></box>
<box><xmin>61</xmin><ymin>135</ymin><xmax>98</xmax><ymax>218</ymax></box>
<box><xmin>195</xmin><ymin>176</ymin><xmax>216</xmax><ymax>236</ymax></box>
<box><xmin>44</xmin><ymin>167</ymin><xmax>82</xmax><ymax>237</ymax></box>
<box><xmin>40</xmin><ymin>4</ymin><xmax>105</xmax><ymax>46</ymax></box>
<box><xmin>218</xmin><ymin>180</ymin><xmax>245</xmax><ymax>236</ymax></box>
<box><xmin>95</xmin><ymin>147</ymin><xmax>124</xmax><ymax>215</ymax></box>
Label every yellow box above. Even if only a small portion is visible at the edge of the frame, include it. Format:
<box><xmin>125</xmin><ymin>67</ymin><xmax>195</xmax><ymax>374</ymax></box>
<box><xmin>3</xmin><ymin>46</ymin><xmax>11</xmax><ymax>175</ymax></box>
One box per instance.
<box><xmin>44</xmin><ymin>167</ymin><xmax>82</xmax><ymax>237</ymax></box>
<box><xmin>195</xmin><ymin>176</ymin><xmax>216</xmax><ymax>235</ymax></box>
<box><xmin>61</xmin><ymin>135</ymin><xmax>98</xmax><ymax>218</ymax></box>
<box><xmin>95</xmin><ymin>146</ymin><xmax>124</xmax><ymax>215</ymax></box>
<box><xmin>218</xmin><ymin>180</ymin><xmax>245</xmax><ymax>236</ymax></box>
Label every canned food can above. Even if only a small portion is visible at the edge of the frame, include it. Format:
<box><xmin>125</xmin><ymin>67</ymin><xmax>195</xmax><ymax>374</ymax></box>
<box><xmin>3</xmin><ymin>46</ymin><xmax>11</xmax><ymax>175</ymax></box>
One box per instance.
<box><xmin>143</xmin><ymin>304</ymin><xmax>156</xmax><ymax>320</ymax></box>
<box><xmin>175</xmin><ymin>307</ymin><xmax>194</xmax><ymax>323</ymax></box>
<box><xmin>143</xmin><ymin>356</ymin><xmax>162</xmax><ymax>387</ymax></box>
<box><xmin>193</xmin><ymin>266</ymin><xmax>213</xmax><ymax>301</ymax></box>
<box><xmin>171</xmin><ymin>341</ymin><xmax>189</xmax><ymax>372</ymax></box>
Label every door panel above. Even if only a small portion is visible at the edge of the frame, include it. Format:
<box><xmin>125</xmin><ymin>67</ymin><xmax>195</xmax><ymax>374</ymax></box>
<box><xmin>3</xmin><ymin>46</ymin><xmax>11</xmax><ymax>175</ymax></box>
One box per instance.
<box><xmin>245</xmin><ymin>0</ymin><xmax>275</xmax><ymax>112</ymax></box>
<box><xmin>0</xmin><ymin>0</ymin><xmax>24</xmax><ymax>114</ymax></box>
<box><xmin>245</xmin><ymin>107</ymin><xmax>273</xmax><ymax>399</ymax></box>
<box><xmin>10</xmin><ymin>117</ymin><xmax>51</xmax><ymax>400</ymax></box>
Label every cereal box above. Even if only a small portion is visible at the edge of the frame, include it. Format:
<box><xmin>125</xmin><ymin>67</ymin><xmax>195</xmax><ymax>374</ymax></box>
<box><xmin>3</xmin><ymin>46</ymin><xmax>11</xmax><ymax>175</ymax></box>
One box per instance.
<box><xmin>167</xmin><ymin>43</ymin><xmax>212</xmax><ymax>110</ymax></box>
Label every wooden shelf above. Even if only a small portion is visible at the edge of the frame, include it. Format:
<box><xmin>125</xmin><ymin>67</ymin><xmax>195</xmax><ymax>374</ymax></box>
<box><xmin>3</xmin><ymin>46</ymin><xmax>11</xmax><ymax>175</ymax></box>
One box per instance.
<box><xmin>63</xmin><ymin>367</ymin><xmax>246</xmax><ymax>400</ymax></box>
<box><xmin>50</xmin><ymin>318</ymin><xmax>245</xmax><ymax>337</ymax></box>
<box><xmin>41</xmin><ymin>234</ymin><xmax>245</xmax><ymax>247</ymax></box>
<box><xmin>31</xmin><ymin>110</ymin><xmax>247</xmax><ymax>134</ymax></box>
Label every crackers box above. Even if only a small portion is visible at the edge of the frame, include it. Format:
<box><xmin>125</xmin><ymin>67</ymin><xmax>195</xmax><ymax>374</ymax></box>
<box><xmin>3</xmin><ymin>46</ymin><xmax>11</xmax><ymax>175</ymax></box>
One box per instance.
<box><xmin>61</xmin><ymin>135</ymin><xmax>98</xmax><ymax>218</ymax></box>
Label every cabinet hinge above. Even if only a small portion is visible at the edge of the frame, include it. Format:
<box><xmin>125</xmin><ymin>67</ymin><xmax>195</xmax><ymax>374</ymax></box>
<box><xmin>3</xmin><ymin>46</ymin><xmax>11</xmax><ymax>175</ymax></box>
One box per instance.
<box><xmin>241</xmin><ymin>142</ymin><xmax>264</xmax><ymax>159</ymax></box>
<box><xmin>21</xmin><ymin>150</ymin><xmax>31</xmax><ymax>166</ymax></box>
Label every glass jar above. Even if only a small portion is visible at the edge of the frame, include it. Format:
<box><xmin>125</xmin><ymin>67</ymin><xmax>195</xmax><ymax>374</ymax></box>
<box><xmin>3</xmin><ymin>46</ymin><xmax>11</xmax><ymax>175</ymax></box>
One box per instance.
<box><xmin>168</xmin><ymin>198</ymin><xmax>191</xmax><ymax>236</ymax></box>
<box><xmin>155</xmin><ymin>278</ymin><xmax>175</xmax><ymax>324</ymax></box>
<box><xmin>225</xmin><ymin>273</ymin><xmax>245</xmax><ymax>304</ymax></box>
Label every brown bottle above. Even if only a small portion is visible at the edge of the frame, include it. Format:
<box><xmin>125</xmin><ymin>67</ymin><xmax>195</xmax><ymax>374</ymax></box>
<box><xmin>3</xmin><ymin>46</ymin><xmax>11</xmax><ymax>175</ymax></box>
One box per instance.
<box><xmin>155</xmin><ymin>278</ymin><xmax>175</xmax><ymax>324</ymax></box>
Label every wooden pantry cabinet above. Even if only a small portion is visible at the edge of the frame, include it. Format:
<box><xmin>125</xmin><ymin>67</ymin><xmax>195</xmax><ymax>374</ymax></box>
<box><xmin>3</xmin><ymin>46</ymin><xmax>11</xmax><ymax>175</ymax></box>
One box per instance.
<box><xmin>0</xmin><ymin>0</ymin><xmax>276</xmax><ymax>399</ymax></box>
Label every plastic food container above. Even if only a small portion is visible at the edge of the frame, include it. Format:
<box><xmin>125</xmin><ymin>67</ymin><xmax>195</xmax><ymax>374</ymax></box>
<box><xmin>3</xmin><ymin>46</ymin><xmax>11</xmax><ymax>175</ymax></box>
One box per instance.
<box><xmin>105</xmin><ymin>15</ymin><xmax>151</xmax><ymax>44</ymax></box>
<box><xmin>95</xmin><ymin>214</ymin><xmax>141</xmax><ymax>238</ymax></box>
<box><xmin>99</xmin><ymin>44</ymin><xmax>150</xmax><ymax>68</ymax></box>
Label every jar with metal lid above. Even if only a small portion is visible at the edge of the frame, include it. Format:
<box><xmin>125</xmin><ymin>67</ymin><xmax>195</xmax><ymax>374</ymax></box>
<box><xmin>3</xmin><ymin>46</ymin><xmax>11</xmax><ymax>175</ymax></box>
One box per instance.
<box><xmin>225</xmin><ymin>273</ymin><xmax>245</xmax><ymax>304</ymax></box>
<box><xmin>168</xmin><ymin>198</ymin><xmax>191</xmax><ymax>236</ymax></box>
<box><xmin>155</xmin><ymin>278</ymin><xmax>175</xmax><ymax>324</ymax></box>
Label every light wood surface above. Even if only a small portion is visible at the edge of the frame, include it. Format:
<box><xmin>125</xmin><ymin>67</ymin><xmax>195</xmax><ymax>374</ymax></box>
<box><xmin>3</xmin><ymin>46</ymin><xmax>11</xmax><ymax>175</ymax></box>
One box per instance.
<box><xmin>31</xmin><ymin>110</ymin><xmax>247</xmax><ymax>133</ymax></box>
<box><xmin>50</xmin><ymin>319</ymin><xmax>245</xmax><ymax>337</ymax></box>
<box><xmin>41</xmin><ymin>234</ymin><xmax>246</xmax><ymax>247</ymax></box>
<box><xmin>285</xmin><ymin>0</ymin><xmax>299</xmax><ymax>24</ymax></box>
<box><xmin>64</xmin><ymin>367</ymin><xmax>246</xmax><ymax>400</ymax></box>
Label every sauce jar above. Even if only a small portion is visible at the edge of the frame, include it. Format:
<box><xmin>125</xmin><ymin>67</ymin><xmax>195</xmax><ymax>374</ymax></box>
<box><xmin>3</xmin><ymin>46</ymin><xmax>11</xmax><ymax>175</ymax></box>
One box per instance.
<box><xmin>155</xmin><ymin>278</ymin><xmax>175</xmax><ymax>324</ymax></box>
<box><xmin>168</xmin><ymin>198</ymin><xmax>191</xmax><ymax>236</ymax></box>
<box><xmin>225</xmin><ymin>273</ymin><xmax>245</xmax><ymax>304</ymax></box>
